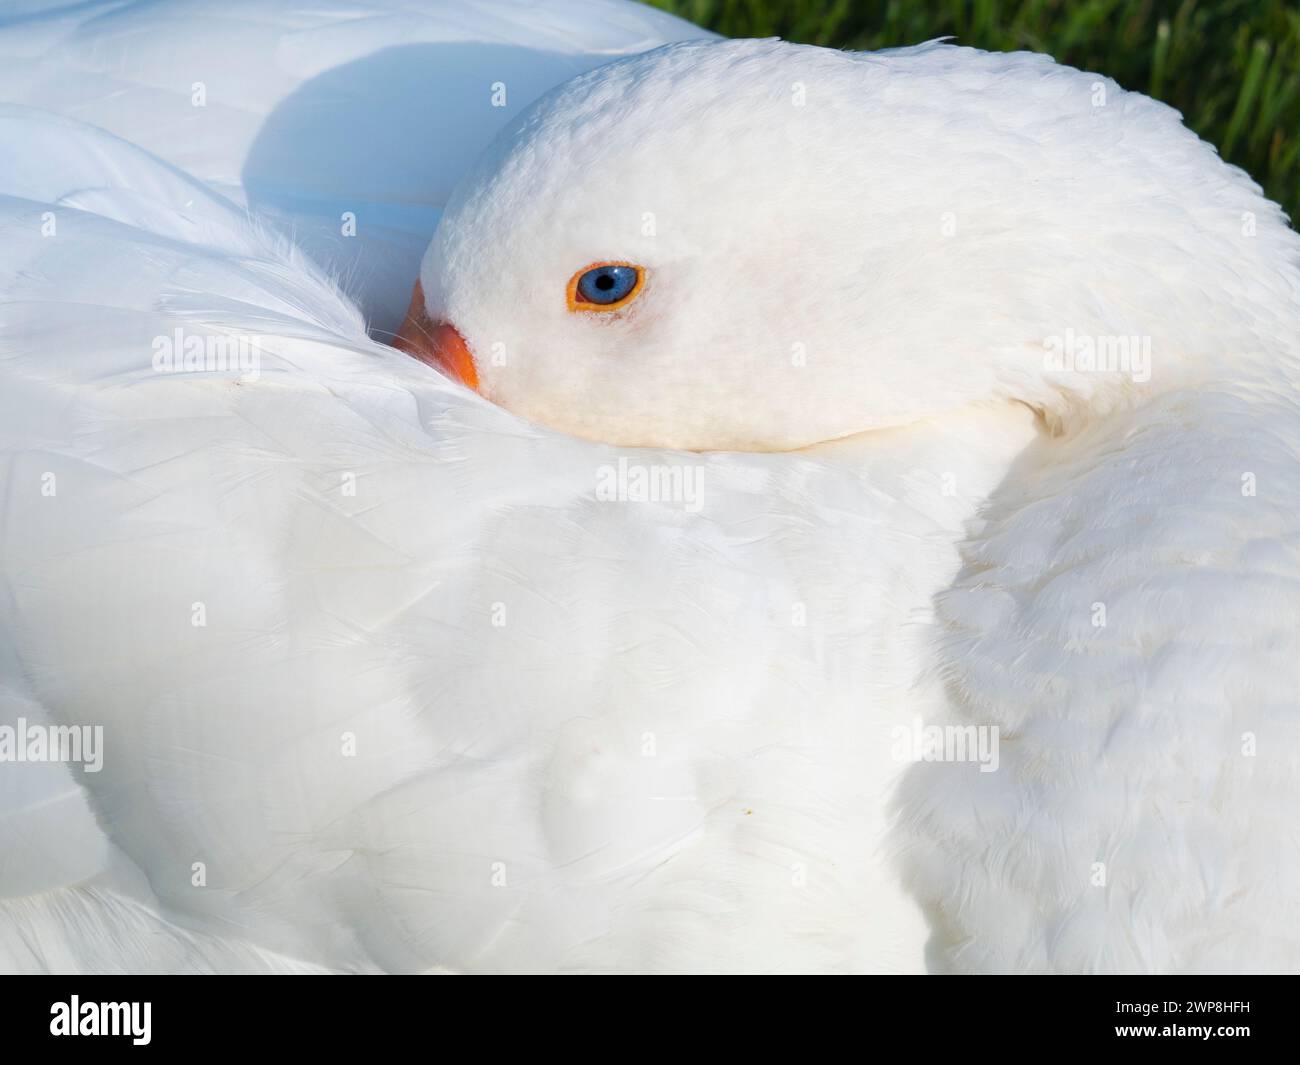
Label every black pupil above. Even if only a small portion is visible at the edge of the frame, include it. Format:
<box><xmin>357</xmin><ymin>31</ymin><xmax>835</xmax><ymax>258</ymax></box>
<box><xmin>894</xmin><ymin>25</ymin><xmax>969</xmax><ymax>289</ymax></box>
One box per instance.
<box><xmin>595</xmin><ymin>274</ymin><xmax>615</xmax><ymax>291</ymax></box>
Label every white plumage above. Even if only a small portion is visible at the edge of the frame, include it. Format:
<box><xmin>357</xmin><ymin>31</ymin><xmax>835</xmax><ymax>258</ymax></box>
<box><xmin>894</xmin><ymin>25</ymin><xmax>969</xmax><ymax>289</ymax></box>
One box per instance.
<box><xmin>2</xmin><ymin>0</ymin><xmax>1298</xmax><ymax>974</ymax></box>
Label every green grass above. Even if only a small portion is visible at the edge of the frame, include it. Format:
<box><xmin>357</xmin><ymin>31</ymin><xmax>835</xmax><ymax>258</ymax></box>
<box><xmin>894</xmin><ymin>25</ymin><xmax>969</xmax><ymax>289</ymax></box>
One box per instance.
<box><xmin>645</xmin><ymin>0</ymin><xmax>1300</xmax><ymax>224</ymax></box>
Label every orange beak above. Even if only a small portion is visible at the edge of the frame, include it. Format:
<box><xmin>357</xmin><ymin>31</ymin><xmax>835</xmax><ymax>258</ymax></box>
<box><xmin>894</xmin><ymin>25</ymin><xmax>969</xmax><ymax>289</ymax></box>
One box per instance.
<box><xmin>394</xmin><ymin>279</ymin><xmax>479</xmax><ymax>391</ymax></box>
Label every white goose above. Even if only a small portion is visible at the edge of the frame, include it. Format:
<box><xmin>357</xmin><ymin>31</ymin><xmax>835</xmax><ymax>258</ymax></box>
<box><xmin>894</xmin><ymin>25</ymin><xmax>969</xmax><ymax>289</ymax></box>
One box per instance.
<box><xmin>2</xmin><ymin>1</ymin><xmax>1298</xmax><ymax>974</ymax></box>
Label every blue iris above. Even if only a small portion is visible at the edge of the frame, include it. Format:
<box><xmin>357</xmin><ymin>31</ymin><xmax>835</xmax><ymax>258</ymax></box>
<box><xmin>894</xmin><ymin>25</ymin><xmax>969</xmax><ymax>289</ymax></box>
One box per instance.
<box><xmin>576</xmin><ymin>264</ymin><xmax>639</xmax><ymax>305</ymax></box>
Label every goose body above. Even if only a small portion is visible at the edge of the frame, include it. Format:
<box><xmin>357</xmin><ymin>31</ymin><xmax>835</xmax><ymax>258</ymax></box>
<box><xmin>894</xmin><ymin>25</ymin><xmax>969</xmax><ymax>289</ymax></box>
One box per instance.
<box><xmin>0</xmin><ymin>121</ymin><xmax>1018</xmax><ymax>968</ymax></box>
<box><xmin>2</xmin><ymin>0</ymin><xmax>1299</xmax><ymax>974</ymax></box>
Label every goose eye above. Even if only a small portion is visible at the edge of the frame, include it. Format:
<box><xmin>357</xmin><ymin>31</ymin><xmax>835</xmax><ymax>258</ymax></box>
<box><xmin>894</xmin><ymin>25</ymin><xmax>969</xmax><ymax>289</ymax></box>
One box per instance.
<box><xmin>569</xmin><ymin>263</ymin><xmax>644</xmax><ymax>311</ymax></box>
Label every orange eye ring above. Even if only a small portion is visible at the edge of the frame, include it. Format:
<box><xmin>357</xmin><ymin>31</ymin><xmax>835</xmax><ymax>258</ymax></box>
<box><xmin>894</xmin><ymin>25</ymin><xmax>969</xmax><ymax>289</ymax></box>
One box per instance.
<box><xmin>567</xmin><ymin>261</ymin><xmax>645</xmax><ymax>312</ymax></box>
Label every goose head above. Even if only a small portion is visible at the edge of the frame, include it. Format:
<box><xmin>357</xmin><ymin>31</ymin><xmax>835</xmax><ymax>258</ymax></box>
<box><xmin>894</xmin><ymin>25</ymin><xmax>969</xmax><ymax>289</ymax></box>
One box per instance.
<box><xmin>397</xmin><ymin>38</ymin><xmax>1295</xmax><ymax>452</ymax></box>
